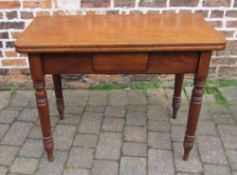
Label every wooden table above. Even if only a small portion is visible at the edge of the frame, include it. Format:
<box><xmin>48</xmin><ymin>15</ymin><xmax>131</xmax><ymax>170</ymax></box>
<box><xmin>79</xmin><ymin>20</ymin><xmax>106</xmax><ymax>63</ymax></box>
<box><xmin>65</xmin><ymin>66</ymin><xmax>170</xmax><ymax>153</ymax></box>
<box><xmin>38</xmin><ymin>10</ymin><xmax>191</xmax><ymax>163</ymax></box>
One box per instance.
<box><xmin>15</xmin><ymin>13</ymin><xmax>225</xmax><ymax>162</ymax></box>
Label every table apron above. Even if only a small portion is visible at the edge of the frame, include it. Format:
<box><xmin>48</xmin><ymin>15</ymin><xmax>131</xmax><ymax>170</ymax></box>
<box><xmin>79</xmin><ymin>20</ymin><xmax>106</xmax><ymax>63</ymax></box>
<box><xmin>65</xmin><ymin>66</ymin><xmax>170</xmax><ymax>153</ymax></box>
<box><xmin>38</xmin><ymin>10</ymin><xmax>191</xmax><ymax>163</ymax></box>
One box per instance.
<box><xmin>40</xmin><ymin>52</ymin><xmax>200</xmax><ymax>74</ymax></box>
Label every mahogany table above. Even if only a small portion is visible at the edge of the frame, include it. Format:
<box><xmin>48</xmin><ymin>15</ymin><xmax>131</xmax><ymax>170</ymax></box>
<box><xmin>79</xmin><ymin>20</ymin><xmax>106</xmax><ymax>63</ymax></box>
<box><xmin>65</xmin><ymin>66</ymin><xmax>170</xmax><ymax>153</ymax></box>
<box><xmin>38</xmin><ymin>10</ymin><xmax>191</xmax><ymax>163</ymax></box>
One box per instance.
<box><xmin>15</xmin><ymin>13</ymin><xmax>225</xmax><ymax>162</ymax></box>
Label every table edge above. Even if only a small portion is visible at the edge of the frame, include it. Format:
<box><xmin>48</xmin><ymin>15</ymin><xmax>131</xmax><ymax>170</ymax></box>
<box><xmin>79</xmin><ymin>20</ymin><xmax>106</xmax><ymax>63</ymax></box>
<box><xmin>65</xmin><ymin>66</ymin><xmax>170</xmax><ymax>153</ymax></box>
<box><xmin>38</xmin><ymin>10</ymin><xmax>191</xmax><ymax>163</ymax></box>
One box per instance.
<box><xmin>15</xmin><ymin>43</ymin><xmax>226</xmax><ymax>53</ymax></box>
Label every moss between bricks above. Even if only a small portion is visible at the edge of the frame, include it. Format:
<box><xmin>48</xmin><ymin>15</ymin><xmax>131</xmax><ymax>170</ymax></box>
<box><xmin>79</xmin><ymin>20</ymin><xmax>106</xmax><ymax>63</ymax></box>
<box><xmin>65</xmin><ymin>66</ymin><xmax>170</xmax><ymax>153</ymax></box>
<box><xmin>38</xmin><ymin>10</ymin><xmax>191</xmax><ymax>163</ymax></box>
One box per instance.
<box><xmin>4</xmin><ymin>80</ymin><xmax>237</xmax><ymax>107</ymax></box>
<box><xmin>91</xmin><ymin>80</ymin><xmax>237</xmax><ymax>107</ymax></box>
<box><xmin>184</xmin><ymin>80</ymin><xmax>237</xmax><ymax>107</ymax></box>
<box><xmin>204</xmin><ymin>85</ymin><xmax>229</xmax><ymax>107</ymax></box>
<box><xmin>10</xmin><ymin>87</ymin><xmax>17</xmax><ymax>96</ymax></box>
<box><xmin>89</xmin><ymin>81</ymin><xmax>160</xmax><ymax>90</ymax></box>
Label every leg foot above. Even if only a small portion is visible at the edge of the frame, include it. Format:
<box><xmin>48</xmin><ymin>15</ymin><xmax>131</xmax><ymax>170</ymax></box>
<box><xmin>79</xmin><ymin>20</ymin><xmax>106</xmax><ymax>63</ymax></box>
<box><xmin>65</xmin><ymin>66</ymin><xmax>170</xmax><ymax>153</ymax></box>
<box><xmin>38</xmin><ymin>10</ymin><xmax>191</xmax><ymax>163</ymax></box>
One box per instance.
<box><xmin>183</xmin><ymin>135</ymin><xmax>195</xmax><ymax>161</ymax></box>
<box><xmin>43</xmin><ymin>136</ymin><xmax>54</xmax><ymax>161</ymax></box>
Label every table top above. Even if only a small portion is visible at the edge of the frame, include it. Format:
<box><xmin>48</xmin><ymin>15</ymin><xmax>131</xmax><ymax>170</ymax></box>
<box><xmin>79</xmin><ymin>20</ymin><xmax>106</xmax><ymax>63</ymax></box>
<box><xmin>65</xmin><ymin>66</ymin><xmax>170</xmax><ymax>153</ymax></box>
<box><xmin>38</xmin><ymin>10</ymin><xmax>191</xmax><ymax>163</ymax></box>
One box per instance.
<box><xmin>15</xmin><ymin>13</ymin><xmax>226</xmax><ymax>53</ymax></box>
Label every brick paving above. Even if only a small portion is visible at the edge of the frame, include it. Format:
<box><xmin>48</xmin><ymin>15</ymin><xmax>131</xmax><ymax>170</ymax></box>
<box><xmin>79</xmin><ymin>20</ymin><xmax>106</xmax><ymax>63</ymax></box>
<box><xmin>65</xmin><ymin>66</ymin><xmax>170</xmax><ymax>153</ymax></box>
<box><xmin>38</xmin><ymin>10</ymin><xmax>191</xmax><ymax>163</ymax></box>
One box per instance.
<box><xmin>0</xmin><ymin>87</ymin><xmax>236</xmax><ymax>175</ymax></box>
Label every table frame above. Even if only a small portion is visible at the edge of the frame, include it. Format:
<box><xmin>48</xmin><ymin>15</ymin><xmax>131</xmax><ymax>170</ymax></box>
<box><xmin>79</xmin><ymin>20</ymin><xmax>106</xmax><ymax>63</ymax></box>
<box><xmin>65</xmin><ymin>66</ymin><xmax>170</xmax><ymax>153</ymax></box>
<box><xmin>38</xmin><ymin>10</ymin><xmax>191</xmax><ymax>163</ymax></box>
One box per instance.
<box><xmin>28</xmin><ymin>51</ymin><xmax>211</xmax><ymax>162</ymax></box>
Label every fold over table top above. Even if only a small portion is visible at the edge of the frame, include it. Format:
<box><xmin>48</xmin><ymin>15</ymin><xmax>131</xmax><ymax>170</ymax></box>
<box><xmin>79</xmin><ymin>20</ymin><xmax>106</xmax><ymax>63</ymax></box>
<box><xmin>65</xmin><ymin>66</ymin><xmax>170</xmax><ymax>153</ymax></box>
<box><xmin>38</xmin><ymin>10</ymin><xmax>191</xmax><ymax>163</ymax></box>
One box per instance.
<box><xmin>15</xmin><ymin>13</ymin><xmax>226</xmax><ymax>53</ymax></box>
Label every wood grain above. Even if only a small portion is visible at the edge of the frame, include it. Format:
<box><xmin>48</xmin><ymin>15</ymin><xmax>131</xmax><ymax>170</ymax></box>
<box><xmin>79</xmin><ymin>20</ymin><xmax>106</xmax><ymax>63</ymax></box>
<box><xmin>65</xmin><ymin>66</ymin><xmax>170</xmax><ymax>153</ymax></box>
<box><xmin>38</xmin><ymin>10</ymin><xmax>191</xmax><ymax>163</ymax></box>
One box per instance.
<box><xmin>93</xmin><ymin>53</ymin><xmax>148</xmax><ymax>72</ymax></box>
<box><xmin>183</xmin><ymin>51</ymin><xmax>212</xmax><ymax>160</ymax></box>
<box><xmin>29</xmin><ymin>54</ymin><xmax>54</xmax><ymax>162</ymax></box>
<box><xmin>41</xmin><ymin>52</ymin><xmax>199</xmax><ymax>74</ymax></box>
<box><xmin>52</xmin><ymin>74</ymin><xmax>64</xmax><ymax>120</ymax></box>
<box><xmin>172</xmin><ymin>74</ymin><xmax>184</xmax><ymax>119</ymax></box>
<box><xmin>15</xmin><ymin>13</ymin><xmax>226</xmax><ymax>53</ymax></box>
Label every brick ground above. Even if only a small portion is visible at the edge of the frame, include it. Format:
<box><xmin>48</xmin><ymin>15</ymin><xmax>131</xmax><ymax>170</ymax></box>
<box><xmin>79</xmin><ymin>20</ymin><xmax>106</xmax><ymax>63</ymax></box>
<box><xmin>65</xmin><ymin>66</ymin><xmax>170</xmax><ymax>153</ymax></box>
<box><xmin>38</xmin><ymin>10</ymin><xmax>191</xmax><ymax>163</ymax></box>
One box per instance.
<box><xmin>0</xmin><ymin>87</ymin><xmax>236</xmax><ymax>175</ymax></box>
<box><xmin>0</xmin><ymin>0</ymin><xmax>237</xmax><ymax>88</ymax></box>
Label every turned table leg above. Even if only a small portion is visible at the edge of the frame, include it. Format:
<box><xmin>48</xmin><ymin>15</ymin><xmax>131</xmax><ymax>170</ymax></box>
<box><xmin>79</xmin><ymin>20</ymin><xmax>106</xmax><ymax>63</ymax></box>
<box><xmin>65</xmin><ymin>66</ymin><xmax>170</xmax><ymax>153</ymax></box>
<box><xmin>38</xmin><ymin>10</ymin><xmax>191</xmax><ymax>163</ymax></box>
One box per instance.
<box><xmin>52</xmin><ymin>74</ymin><xmax>64</xmax><ymax>120</ymax></box>
<box><xmin>172</xmin><ymin>74</ymin><xmax>184</xmax><ymax>119</ymax></box>
<box><xmin>183</xmin><ymin>51</ymin><xmax>211</xmax><ymax>161</ymax></box>
<box><xmin>183</xmin><ymin>76</ymin><xmax>205</xmax><ymax>160</ymax></box>
<box><xmin>29</xmin><ymin>54</ymin><xmax>54</xmax><ymax>162</ymax></box>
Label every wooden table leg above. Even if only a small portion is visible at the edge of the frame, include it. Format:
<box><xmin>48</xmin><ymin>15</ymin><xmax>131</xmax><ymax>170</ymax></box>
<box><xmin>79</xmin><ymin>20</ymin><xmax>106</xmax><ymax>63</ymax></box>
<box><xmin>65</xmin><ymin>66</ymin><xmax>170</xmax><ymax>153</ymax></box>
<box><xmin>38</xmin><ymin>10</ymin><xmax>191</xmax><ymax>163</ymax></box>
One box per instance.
<box><xmin>52</xmin><ymin>74</ymin><xmax>64</xmax><ymax>120</ymax></box>
<box><xmin>183</xmin><ymin>51</ymin><xmax>211</xmax><ymax>161</ymax></box>
<box><xmin>172</xmin><ymin>74</ymin><xmax>184</xmax><ymax>119</ymax></box>
<box><xmin>29</xmin><ymin>54</ymin><xmax>54</xmax><ymax>162</ymax></box>
<box><xmin>183</xmin><ymin>76</ymin><xmax>205</xmax><ymax>160</ymax></box>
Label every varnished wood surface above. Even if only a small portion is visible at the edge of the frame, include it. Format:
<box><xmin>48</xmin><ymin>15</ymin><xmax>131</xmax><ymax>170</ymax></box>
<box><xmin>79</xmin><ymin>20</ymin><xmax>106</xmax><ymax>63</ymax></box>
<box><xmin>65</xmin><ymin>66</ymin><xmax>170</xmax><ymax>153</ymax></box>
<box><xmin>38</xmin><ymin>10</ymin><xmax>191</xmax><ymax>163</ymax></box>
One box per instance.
<box><xmin>15</xmin><ymin>13</ymin><xmax>225</xmax><ymax>53</ymax></box>
<box><xmin>52</xmin><ymin>74</ymin><xmax>64</xmax><ymax>120</ymax></box>
<box><xmin>41</xmin><ymin>52</ymin><xmax>199</xmax><ymax>74</ymax></box>
<box><xmin>93</xmin><ymin>53</ymin><xmax>148</xmax><ymax>72</ymax></box>
<box><xmin>29</xmin><ymin>54</ymin><xmax>54</xmax><ymax>161</ymax></box>
<box><xmin>183</xmin><ymin>51</ymin><xmax>212</xmax><ymax>160</ymax></box>
<box><xmin>172</xmin><ymin>74</ymin><xmax>184</xmax><ymax>119</ymax></box>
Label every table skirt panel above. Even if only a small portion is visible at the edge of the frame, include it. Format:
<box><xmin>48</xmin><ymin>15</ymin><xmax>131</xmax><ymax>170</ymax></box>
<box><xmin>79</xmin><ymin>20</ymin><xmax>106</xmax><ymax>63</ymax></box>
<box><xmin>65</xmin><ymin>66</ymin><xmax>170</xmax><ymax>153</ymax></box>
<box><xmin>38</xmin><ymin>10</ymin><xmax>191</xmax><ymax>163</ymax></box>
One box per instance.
<box><xmin>41</xmin><ymin>52</ymin><xmax>199</xmax><ymax>74</ymax></box>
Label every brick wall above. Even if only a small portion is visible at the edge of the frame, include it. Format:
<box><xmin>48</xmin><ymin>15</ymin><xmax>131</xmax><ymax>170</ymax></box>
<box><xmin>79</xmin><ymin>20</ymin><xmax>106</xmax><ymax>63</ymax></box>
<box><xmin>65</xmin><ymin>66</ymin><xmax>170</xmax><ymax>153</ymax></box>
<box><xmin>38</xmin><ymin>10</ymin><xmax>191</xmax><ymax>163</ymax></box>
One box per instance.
<box><xmin>0</xmin><ymin>0</ymin><xmax>237</xmax><ymax>87</ymax></box>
